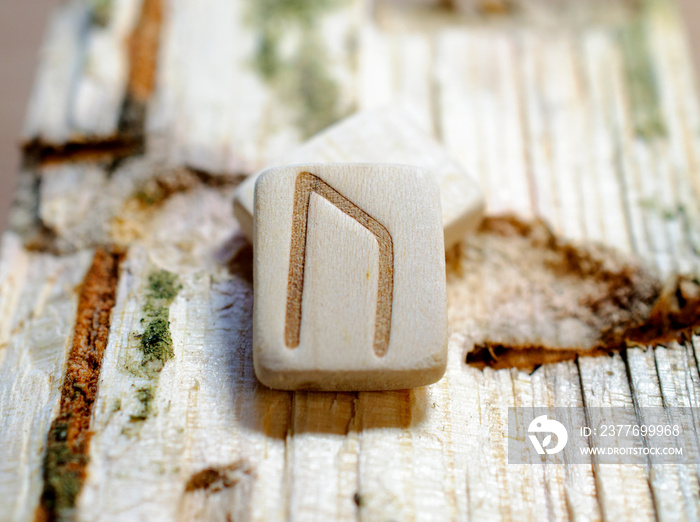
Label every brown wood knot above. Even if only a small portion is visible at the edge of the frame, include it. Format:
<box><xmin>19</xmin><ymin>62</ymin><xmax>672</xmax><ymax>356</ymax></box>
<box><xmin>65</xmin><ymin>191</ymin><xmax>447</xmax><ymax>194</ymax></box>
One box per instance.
<box><xmin>184</xmin><ymin>461</ymin><xmax>254</xmax><ymax>493</ymax></box>
<box><xmin>284</xmin><ymin>171</ymin><xmax>394</xmax><ymax>357</ymax></box>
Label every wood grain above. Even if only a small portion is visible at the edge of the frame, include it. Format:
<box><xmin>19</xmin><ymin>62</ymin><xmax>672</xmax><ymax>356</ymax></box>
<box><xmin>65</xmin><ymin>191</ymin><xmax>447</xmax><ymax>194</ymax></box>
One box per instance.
<box><xmin>1</xmin><ymin>0</ymin><xmax>700</xmax><ymax>520</ymax></box>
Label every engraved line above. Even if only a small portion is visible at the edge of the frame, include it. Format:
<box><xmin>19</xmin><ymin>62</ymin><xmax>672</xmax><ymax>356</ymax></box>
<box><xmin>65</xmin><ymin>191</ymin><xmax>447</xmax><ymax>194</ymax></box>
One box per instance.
<box><xmin>285</xmin><ymin>173</ymin><xmax>314</xmax><ymax>349</ymax></box>
<box><xmin>284</xmin><ymin>172</ymin><xmax>394</xmax><ymax>357</ymax></box>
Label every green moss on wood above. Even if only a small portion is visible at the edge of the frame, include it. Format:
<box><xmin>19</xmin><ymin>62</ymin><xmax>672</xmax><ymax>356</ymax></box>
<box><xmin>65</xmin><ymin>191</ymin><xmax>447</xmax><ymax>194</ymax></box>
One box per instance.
<box><xmin>134</xmin><ymin>188</ymin><xmax>163</xmax><ymax>206</ymax></box>
<box><xmin>139</xmin><ymin>270</ymin><xmax>181</xmax><ymax>370</ymax></box>
<box><xmin>91</xmin><ymin>0</ymin><xmax>112</xmax><ymax>27</ymax></box>
<box><xmin>253</xmin><ymin>30</ymin><xmax>282</xmax><ymax>81</ymax></box>
<box><xmin>141</xmin><ymin>314</ymin><xmax>173</xmax><ymax>362</ymax></box>
<box><xmin>248</xmin><ymin>0</ymin><xmax>341</xmax><ymax>28</ymax></box>
<box><xmin>41</xmin><ymin>422</ymin><xmax>89</xmax><ymax>518</ymax></box>
<box><xmin>247</xmin><ymin>0</ymin><xmax>350</xmax><ymax>137</ymax></box>
<box><xmin>147</xmin><ymin>270</ymin><xmax>182</xmax><ymax>302</ymax></box>
<box><xmin>125</xmin><ymin>270</ymin><xmax>181</xmax><ymax>424</ymax></box>
<box><xmin>130</xmin><ymin>386</ymin><xmax>155</xmax><ymax>422</ymax></box>
<box><xmin>39</xmin><ymin>249</ymin><xmax>122</xmax><ymax>519</ymax></box>
<box><xmin>638</xmin><ymin>197</ymin><xmax>682</xmax><ymax>220</ymax></box>
<box><xmin>618</xmin><ymin>8</ymin><xmax>666</xmax><ymax>139</ymax></box>
<box><xmin>291</xmin><ymin>35</ymin><xmax>344</xmax><ymax>137</ymax></box>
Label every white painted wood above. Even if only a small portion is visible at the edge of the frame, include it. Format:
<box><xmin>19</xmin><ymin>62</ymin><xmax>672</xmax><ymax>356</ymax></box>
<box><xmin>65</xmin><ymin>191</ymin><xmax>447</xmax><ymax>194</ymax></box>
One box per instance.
<box><xmin>72</xmin><ymin>0</ymin><xmax>143</xmax><ymax>136</ymax></box>
<box><xmin>253</xmin><ymin>163</ymin><xmax>447</xmax><ymax>390</ymax></box>
<box><xmin>4</xmin><ymin>0</ymin><xmax>700</xmax><ymax>520</ymax></box>
<box><xmin>0</xmin><ymin>234</ymin><xmax>93</xmax><ymax>521</ymax></box>
<box><xmin>234</xmin><ymin>106</ymin><xmax>485</xmax><ymax>250</ymax></box>
<box><xmin>23</xmin><ymin>0</ymin><xmax>142</xmax><ymax>143</ymax></box>
<box><xmin>23</xmin><ymin>0</ymin><xmax>91</xmax><ymax>143</ymax></box>
<box><xmin>33</xmin><ymin>156</ymin><xmax>240</xmax><ymax>256</ymax></box>
<box><xmin>148</xmin><ymin>0</ymin><xmax>362</xmax><ymax>175</ymax></box>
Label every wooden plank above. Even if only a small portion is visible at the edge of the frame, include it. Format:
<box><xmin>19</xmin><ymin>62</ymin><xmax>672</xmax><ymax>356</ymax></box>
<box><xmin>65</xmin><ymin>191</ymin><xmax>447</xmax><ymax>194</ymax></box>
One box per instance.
<box><xmin>23</xmin><ymin>0</ymin><xmax>143</xmax><ymax>144</ymax></box>
<box><xmin>147</xmin><ymin>0</ymin><xmax>362</xmax><ymax>175</ymax></box>
<box><xmin>2</xmin><ymin>0</ymin><xmax>700</xmax><ymax>520</ymax></box>
<box><xmin>0</xmin><ymin>236</ymin><xmax>93</xmax><ymax>520</ymax></box>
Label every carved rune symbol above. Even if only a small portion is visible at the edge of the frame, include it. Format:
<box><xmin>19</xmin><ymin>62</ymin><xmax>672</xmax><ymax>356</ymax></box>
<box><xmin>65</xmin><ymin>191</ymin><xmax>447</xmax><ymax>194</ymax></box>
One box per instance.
<box><xmin>284</xmin><ymin>172</ymin><xmax>394</xmax><ymax>357</ymax></box>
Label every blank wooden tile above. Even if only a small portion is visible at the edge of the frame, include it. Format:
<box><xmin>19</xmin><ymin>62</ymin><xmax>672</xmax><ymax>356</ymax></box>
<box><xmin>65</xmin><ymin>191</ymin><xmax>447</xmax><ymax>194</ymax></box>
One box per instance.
<box><xmin>253</xmin><ymin>163</ymin><xmax>448</xmax><ymax>391</ymax></box>
<box><xmin>234</xmin><ymin>106</ymin><xmax>484</xmax><ymax>250</ymax></box>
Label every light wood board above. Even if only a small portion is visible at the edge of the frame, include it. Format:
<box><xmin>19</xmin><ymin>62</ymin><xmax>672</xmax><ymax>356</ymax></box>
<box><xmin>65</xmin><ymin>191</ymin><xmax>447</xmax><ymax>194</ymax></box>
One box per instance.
<box><xmin>1</xmin><ymin>0</ymin><xmax>700</xmax><ymax>520</ymax></box>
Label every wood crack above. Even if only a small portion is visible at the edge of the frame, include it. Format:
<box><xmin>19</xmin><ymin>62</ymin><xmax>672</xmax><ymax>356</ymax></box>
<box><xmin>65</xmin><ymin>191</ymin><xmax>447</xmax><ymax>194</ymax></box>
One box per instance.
<box><xmin>22</xmin><ymin>0</ymin><xmax>164</xmax><ymax>170</ymax></box>
<box><xmin>22</xmin><ymin>138</ymin><xmax>144</xmax><ymax>168</ymax></box>
<box><xmin>118</xmin><ymin>0</ymin><xmax>163</xmax><ymax>136</ymax></box>
<box><xmin>36</xmin><ymin>248</ymin><xmax>123</xmax><ymax>522</ymax></box>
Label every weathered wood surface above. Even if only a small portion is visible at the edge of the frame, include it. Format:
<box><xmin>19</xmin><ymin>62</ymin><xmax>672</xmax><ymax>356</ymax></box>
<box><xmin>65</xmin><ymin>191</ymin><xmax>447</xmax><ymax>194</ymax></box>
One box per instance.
<box><xmin>2</xmin><ymin>0</ymin><xmax>700</xmax><ymax>520</ymax></box>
